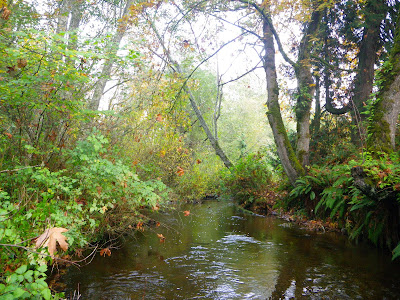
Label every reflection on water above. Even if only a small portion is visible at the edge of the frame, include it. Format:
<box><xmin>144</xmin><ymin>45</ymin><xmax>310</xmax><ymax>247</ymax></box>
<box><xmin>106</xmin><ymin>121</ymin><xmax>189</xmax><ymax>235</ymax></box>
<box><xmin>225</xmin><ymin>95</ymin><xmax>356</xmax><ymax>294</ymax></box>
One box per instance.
<box><xmin>63</xmin><ymin>200</ymin><xmax>400</xmax><ymax>299</ymax></box>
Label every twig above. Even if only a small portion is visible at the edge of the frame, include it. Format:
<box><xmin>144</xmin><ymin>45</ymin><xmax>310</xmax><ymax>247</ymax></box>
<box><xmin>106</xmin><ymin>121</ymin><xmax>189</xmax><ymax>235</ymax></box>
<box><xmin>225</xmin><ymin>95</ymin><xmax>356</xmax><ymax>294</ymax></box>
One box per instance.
<box><xmin>0</xmin><ymin>164</ymin><xmax>42</xmax><ymax>173</ymax></box>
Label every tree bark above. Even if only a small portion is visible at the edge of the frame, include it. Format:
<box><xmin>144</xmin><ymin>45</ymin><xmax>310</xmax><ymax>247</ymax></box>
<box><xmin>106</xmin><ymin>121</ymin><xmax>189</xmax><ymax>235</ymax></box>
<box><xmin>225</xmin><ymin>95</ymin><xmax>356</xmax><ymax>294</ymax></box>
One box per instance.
<box><xmin>146</xmin><ymin>15</ymin><xmax>233</xmax><ymax>169</ymax></box>
<box><xmin>262</xmin><ymin>16</ymin><xmax>304</xmax><ymax>185</ymax></box>
<box><xmin>311</xmin><ymin>75</ymin><xmax>321</xmax><ymax>136</ymax></box>
<box><xmin>294</xmin><ymin>7</ymin><xmax>321</xmax><ymax>167</ymax></box>
<box><xmin>350</xmin><ymin>0</ymin><xmax>387</xmax><ymax>145</ymax></box>
<box><xmin>89</xmin><ymin>0</ymin><xmax>134</xmax><ymax>110</ymax></box>
<box><xmin>367</xmin><ymin>12</ymin><xmax>400</xmax><ymax>152</ymax></box>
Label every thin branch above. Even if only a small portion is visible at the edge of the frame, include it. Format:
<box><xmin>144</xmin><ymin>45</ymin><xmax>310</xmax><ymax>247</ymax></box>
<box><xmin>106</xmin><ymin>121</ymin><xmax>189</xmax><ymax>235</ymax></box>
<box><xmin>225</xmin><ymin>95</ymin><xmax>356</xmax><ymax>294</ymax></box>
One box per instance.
<box><xmin>0</xmin><ymin>164</ymin><xmax>42</xmax><ymax>173</ymax></box>
<box><xmin>210</xmin><ymin>13</ymin><xmax>262</xmax><ymax>40</ymax></box>
<box><xmin>177</xmin><ymin>32</ymin><xmax>247</xmax><ymax>97</ymax></box>
<box><xmin>235</xmin><ymin>0</ymin><xmax>296</xmax><ymax>67</ymax></box>
<box><xmin>221</xmin><ymin>61</ymin><xmax>263</xmax><ymax>86</ymax></box>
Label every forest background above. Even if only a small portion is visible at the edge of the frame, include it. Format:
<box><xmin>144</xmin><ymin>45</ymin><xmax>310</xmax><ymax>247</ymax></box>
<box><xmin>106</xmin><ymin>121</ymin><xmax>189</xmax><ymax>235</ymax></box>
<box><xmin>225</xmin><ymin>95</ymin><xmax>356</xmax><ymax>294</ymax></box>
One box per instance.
<box><xmin>1</xmin><ymin>0</ymin><xmax>400</xmax><ymax>298</ymax></box>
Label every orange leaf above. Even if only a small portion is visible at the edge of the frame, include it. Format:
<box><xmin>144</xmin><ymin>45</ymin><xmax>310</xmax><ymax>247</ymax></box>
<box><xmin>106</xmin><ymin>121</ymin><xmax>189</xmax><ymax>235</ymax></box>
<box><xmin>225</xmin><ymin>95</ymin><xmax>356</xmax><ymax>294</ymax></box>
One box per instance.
<box><xmin>157</xmin><ymin>233</ymin><xmax>166</xmax><ymax>243</ymax></box>
<box><xmin>136</xmin><ymin>221</ymin><xmax>144</xmax><ymax>231</ymax></box>
<box><xmin>176</xmin><ymin>166</ymin><xmax>184</xmax><ymax>176</ymax></box>
<box><xmin>100</xmin><ymin>247</ymin><xmax>112</xmax><ymax>257</ymax></box>
<box><xmin>156</xmin><ymin>113</ymin><xmax>163</xmax><ymax>122</ymax></box>
<box><xmin>183</xmin><ymin>210</ymin><xmax>190</xmax><ymax>216</ymax></box>
<box><xmin>3</xmin><ymin>132</ymin><xmax>12</xmax><ymax>139</ymax></box>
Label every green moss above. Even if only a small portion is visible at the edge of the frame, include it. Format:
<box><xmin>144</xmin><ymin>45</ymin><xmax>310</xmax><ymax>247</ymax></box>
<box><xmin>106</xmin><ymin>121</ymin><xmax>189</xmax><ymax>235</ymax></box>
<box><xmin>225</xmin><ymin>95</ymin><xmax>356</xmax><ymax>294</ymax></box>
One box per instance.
<box><xmin>367</xmin><ymin>97</ymin><xmax>392</xmax><ymax>154</ymax></box>
<box><xmin>267</xmin><ymin>102</ymin><xmax>305</xmax><ymax>175</ymax></box>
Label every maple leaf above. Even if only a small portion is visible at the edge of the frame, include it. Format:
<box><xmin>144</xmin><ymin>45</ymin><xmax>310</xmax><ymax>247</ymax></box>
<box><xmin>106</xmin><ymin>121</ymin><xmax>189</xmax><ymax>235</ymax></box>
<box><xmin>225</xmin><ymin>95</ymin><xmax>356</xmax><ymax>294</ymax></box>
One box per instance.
<box><xmin>100</xmin><ymin>247</ymin><xmax>112</xmax><ymax>257</ymax></box>
<box><xmin>35</xmin><ymin>227</ymin><xmax>68</xmax><ymax>258</ymax></box>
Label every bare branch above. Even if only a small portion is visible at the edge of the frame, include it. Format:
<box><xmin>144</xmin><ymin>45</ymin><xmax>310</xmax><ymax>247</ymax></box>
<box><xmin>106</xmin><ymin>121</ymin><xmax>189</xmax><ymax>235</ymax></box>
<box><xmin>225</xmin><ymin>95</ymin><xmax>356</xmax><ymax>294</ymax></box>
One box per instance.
<box><xmin>221</xmin><ymin>60</ymin><xmax>263</xmax><ymax>86</ymax></box>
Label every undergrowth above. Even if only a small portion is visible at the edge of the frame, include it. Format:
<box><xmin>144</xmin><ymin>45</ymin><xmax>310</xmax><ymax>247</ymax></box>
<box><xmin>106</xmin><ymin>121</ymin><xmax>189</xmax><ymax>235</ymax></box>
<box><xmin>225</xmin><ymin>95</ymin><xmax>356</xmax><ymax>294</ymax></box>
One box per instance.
<box><xmin>286</xmin><ymin>151</ymin><xmax>400</xmax><ymax>260</ymax></box>
<box><xmin>0</xmin><ymin>131</ymin><xmax>168</xmax><ymax>299</ymax></box>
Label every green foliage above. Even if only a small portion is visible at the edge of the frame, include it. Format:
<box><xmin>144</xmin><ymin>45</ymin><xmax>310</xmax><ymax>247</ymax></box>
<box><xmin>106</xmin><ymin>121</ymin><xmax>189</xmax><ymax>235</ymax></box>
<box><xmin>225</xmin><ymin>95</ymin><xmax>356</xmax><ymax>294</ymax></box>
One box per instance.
<box><xmin>220</xmin><ymin>152</ymin><xmax>274</xmax><ymax>210</ymax></box>
<box><xmin>0</xmin><ymin>132</ymin><xmax>168</xmax><ymax>297</ymax></box>
<box><xmin>286</xmin><ymin>151</ymin><xmax>400</xmax><ymax>259</ymax></box>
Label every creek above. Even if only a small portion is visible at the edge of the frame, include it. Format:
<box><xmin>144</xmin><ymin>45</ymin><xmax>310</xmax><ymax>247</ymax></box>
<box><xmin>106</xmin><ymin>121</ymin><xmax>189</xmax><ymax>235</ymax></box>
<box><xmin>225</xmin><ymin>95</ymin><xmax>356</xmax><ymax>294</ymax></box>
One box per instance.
<box><xmin>63</xmin><ymin>200</ymin><xmax>400</xmax><ymax>299</ymax></box>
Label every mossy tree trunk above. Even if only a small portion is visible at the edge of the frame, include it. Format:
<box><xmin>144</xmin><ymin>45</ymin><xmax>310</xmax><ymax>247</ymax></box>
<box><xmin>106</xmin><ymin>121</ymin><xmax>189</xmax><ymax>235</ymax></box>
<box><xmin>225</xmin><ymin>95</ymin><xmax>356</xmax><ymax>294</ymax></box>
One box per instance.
<box><xmin>367</xmin><ymin>13</ymin><xmax>400</xmax><ymax>153</ymax></box>
<box><xmin>294</xmin><ymin>7</ymin><xmax>321</xmax><ymax>167</ymax></box>
<box><xmin>262</xmin><ymin>16</ymin><xmax>304</xmax><ymax>186</ymax></box>
<box><xmin>350</xmin><ymin>0</ymin><xmax>388</xmax><ymax>145</ymax></box>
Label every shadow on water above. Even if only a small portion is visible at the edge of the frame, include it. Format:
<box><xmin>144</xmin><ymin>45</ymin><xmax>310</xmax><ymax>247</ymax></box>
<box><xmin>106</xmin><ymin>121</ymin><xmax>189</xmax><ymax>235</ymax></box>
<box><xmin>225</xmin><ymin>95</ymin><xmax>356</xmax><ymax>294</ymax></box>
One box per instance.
<box><xmin>63</xmin><ymin>200</ymin><xmax>400</xmax><ymax>299</ymax></box>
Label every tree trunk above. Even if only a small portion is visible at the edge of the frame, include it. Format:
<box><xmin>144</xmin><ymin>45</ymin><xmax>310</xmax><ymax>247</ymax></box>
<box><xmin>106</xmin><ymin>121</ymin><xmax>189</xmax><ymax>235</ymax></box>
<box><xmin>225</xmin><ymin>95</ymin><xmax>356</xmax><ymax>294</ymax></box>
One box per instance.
<box><xmin>294</xmin><ymin>7</ymin><xmax>321</xmax><ymax>167</ymax></box>
<box><xmin>351</xmin><ymin>0</ymin><xmax>387</xmax><ymax>145</ymax></box>
<box><xmin>262</xmin><ymin>17</ymin><xmax>304</xmax><ymax>185</ymax></box>
<box><xmin>146</xmin><ymin>15</ymin><xmax>233</xmax><ymax>169</ymax></box>
<box><xmin>311</xmin><ymin>75</ymin><xmax>321</xmax><ymax>136</ymax></box>
<box><xmin>367</xmin><ymin>12</ymin><xmax>400</xmax><ymax>153</ymax></box>
<box><xmin>89</xmin><ymin>0</ymin><xmax>134</xmax><ymax>110</ymax></box>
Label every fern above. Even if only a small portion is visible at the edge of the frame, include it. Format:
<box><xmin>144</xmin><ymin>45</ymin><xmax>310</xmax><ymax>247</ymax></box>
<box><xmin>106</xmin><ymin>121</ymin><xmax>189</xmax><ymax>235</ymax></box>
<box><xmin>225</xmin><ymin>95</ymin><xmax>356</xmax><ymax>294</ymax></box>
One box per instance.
<box><xmin>392</xmin><ymin>243</ymin><xmax>400</xmax><ymax>260</ymax></box>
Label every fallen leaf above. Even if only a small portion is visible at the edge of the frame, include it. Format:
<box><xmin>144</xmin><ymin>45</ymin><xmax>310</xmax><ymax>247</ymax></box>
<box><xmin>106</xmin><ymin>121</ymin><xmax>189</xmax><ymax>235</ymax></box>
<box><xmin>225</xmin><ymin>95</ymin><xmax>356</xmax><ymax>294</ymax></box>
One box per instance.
<box><xmin>35</xmin><ymin>227</ymin><xmax>68</xmax><ymax>258</ymax></box>
<box><xmin>183</xmin><ymin>210</ymin><xmax>190</xmax><ymax>216</ymax></box>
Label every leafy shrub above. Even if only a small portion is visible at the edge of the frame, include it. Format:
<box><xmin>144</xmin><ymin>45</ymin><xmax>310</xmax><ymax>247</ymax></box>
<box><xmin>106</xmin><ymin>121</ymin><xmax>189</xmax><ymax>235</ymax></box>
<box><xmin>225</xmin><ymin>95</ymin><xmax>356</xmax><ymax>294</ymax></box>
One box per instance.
<box><xmin>0</xmin><ymin>131</ymin><xmax>169</xmax><ymax>298</ymax></box>
<box><xmin>220</xmin><ymin>153</ymin><xmax>274</xmax><ymax>210</ymax></box>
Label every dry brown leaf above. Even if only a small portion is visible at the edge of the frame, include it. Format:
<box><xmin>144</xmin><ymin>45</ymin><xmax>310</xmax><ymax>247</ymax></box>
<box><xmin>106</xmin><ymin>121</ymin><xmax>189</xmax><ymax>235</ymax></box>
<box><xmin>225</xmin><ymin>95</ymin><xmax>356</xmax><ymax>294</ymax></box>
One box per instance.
<box><xmin>35</xmin><ymin>227</ymin><xmax>68</xmax><ymax>258</ymax></box>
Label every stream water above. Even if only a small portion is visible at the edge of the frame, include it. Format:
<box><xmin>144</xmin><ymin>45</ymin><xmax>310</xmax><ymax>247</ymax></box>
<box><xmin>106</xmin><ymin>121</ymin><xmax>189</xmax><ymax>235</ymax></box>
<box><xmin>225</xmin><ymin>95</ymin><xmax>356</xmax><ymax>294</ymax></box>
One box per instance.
<box><xmin>63</xmin><ymin>200</ymin><xmax>400</xmax><ymax>299</ymax></box>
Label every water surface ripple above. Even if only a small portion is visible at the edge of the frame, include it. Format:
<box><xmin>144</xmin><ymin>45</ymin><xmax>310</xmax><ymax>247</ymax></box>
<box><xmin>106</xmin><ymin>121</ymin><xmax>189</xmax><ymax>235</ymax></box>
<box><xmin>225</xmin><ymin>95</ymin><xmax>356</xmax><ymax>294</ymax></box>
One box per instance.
<box><xmin>63</xmin><ymin>200</ymin><xmax>400</xmax><ymax>299</ymax></box>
